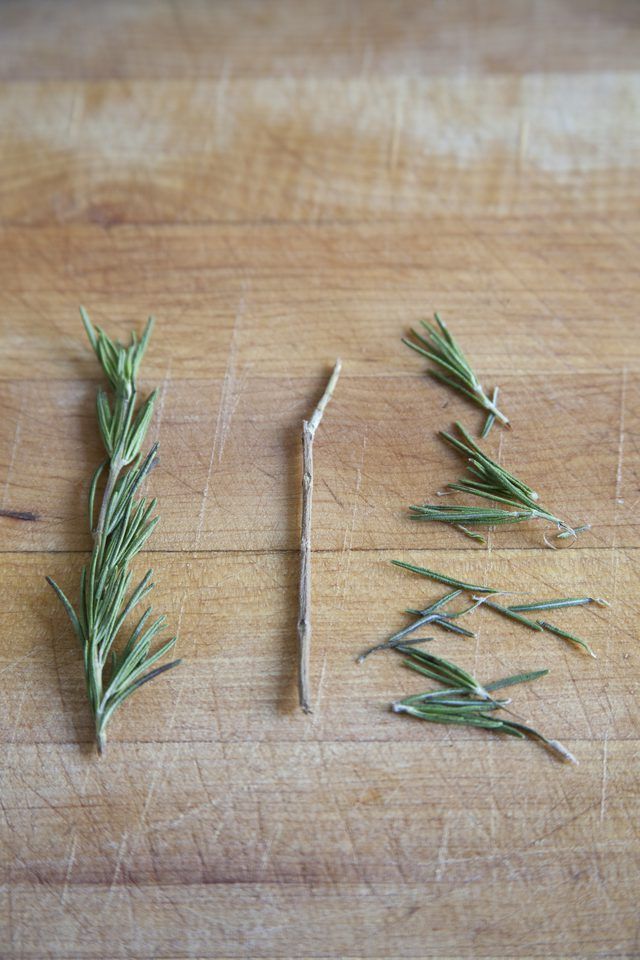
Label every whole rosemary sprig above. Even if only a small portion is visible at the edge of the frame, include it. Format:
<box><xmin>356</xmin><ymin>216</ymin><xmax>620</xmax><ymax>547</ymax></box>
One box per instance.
<box><xmin>46</xmin><ymin>309</ymin><xmax>180</xmax><ymax>755</ymax></box>
<box><xmin>403</xmin><ymin>313</ymin><xmax>509</xmax><ymax>434</ymax></box>
<box><xmin>410</xmin><ymin>422</ymin><xmax>582</xmax><ymax>541</ymax></box>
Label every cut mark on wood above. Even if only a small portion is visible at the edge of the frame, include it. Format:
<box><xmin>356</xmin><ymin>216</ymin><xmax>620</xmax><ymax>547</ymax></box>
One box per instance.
<box><xmin>600</xmin><ymin>732</ymin><xmax>609</xmax><ymax>825</ymax></box>
<box><xmin>0</xmin><ymin>508</ymin><xmax>39</xmax><ymax>522</ymax></box>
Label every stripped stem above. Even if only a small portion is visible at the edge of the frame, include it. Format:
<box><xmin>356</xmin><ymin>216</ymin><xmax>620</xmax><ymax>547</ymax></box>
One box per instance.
<box><xmin>298</xmin><ymin>359</ymin><xmax>342</xmax><ymax>713</ymax></box>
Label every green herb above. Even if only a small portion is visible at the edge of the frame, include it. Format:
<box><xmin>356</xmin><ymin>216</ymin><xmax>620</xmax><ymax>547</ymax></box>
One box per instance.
<box><xmin>394</xmin><ymin>703</ymin><xmax>578</xmax><ymax>763</ymax></box>
<box><xmin>538</xmin><ymin>620</ymin><xmax>597</xmax><ymax>658</ymax></box>
<box><xmin>46</xmin><ymin>309</ymin><xmax>180</xmax><ymax>755</ymax></box>
<box><xmin>395</xmin><ymin>646</ymin><xmax>495</xmax><ymax>701</ymax></box>
<box><xmin>557</xmin><ymin>524</ymin><xmax>591</xmax><ymax>539</ymax></box>
<box><xmin>391</xmin><ymin>559</ymin><xmax>498</xmax><ymax>593</ymax></box>
<box><xmin>402</xmin><ymin>667</ymin><xmax>548</xmax><ymax>703</ymax></box>
<box><xmin>454</xmin><ymin>524</ymin><xmax>487</xmax><ymax>543</ymax></box>
<box><xmin>480</xmin><ymin>386</ymin><xmax>500</xmax><ymax>438</ymax></box>
<box><xmin>403</xmin><ymin>313</ymin><xmax>509</xmax><ymax>432</ymax></box>
<box><xmin>357</xmin><ymin>590</ymin><xmax>475</xmax><ymax>662</ymax></box>
<box><xmin>410</xmin><ymin>422</ymin><xmax>582</xmax><ymax>541</ymax></box>
<box><xmin>508</xmin><ymin>597</ymin><xmax>608</xmax><ymax>612</ymax></box>
<box><xmin>412</xmin><ymin>589</ymin><xmax>463</xmax><ymax>613</ymax></box>
<box><xmin>392</xmin><ymin>654</ymin><xmax>577</xmax><ymax>764</ymax></box>
<box><xmin>471</xmin><ymin>597</ymin><xmax>543</xmax><ymax>631</ymax></box>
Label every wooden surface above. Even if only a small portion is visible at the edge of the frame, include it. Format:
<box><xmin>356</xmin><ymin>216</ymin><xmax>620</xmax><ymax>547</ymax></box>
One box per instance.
<box><xmin>1</xmin><ymin>2</ymin><xmax>639</xmax><ymax>957</ymax></box>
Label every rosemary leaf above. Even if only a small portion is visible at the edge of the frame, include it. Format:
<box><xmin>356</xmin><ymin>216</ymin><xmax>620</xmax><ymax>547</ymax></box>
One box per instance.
<box><xmin>537</xmin><ymin>620</ymin><xmax>597</xmax><ymax>658</ymax></box>
<box><xmin>403</xmin><ymin>313</ymin><xmax>509</xmax><ymax>432</ymax></box>
<box><xmin>480</xmin><ymin>386</ymin><xmax>500</xmax><ymax>438</ymax></box>
<box><xmin>47</xmin><ymin>309</ymin><xmax>180</xmax><ymax>755</ymax></box>
<box><xmin>357</xmin><ymin>591</ymin><xmax>470</xmax><ymax>661</ymax></box>
<box><xmin>484</xmin><ymin>668</ymin><xmax>549</xmax><ymax>691</ymax></box>
<box><xmin>396</xmin><ymin>646</ymin><xmax>492</xmax><ymax>700</ymax></box>
<box><xmin>498</xmin><ymin>720</ymin><xmax>579</xmax><ymax>764</ymax></box>
<box><xmin>508</xmin><ymin>597</ymin><xmax>609</xmax><ymax>612</ymax></box>
<box><xmin>471</xmin><ymin>597</ymin><xmax>543</xmax><ymax>631</ymax></box>
<box><xmin>391</xmin><ymin>559</ymin><xmax>498</xmax><ymax>593</ymax></box>
<box><xmin>454</xmin><ymin>524</ymin><xmax>487</xmax><ymax>543</ymax></box>
<box><xmin>557</xmin><ymin>524</ymin><xmax>591</xmax><ymax>539</ymax></box>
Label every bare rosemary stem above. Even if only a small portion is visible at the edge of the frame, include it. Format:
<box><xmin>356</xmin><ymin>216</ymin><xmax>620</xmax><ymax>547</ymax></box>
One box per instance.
<box><xmin>298</xmin><ymin>359</ymin><xmax>342</xmax><ymax>713</ymax></box>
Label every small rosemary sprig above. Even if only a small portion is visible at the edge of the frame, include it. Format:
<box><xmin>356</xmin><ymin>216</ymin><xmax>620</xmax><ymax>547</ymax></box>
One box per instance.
<box><xmin>410</xmin><ymin>422</ymin><xmax>582</xmax><ymax>542</ymax></box>
<box><xmin>46</xmin><ymin>309</ymin><xmax>180</xmax><ymax>755</ymax></box>
<box><xmin>392</xmin><ymin>648</ymin><xmax>577</xmax><ymax>764</ymax></box>
<box><xmin>403</xmin><ymin>313</ymin><xmax>509</xmax><ymax>434</ymax></box>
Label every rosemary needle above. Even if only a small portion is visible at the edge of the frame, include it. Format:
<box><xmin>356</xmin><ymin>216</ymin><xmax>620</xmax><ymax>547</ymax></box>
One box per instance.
<box><xmin>471</xmin><ymin>597</ymin><xmax>543</xmax><ymax>631</ymax></box>
<box><xmin>538</xmin><ymin>620</ymin><xmax>597</xmax><ymax>658</ymax></box>
<box><xmin>399</xmin><ymin>667</ymin><xmax>548</xmax><ymax>704</ymax></box>
<box><xmin>508</xmin><ymin>597</ymin><xmax>609</xmax><ymax>612</ymax></box>
<box><xmin>395</xmin><ymin>646</ymin><xmax>493</xmax><ymax>700</ymax></box>
<box><xmin>46</xmin><ymin>309</ymin><xmax>180</xmax><ymax>754</ymax></box>
<box><xmin>403</xmin><ymin>313</ymin><xmax>509</xmax><ymax>432</ymax></box>
<box><xmin>357</xmin><ymin>590</ymin><xmax>471</xmax><ymax>662</ymax></box>
<box><xmin>480</xmin><ymin>386</ymin><xmax>500</xmax><ymax>439</ymax></box>
<box><xmin>391</xmin><ymin>559</ymin><xmax>498</xmax><ymax>593</ymax></box>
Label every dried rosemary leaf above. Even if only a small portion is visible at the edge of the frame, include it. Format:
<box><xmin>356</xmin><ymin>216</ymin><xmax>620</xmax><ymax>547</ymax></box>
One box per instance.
<box><xmin>391</xmin><ymin>559</ymin><xmax>498</xmax><ymax>593</ymax></box>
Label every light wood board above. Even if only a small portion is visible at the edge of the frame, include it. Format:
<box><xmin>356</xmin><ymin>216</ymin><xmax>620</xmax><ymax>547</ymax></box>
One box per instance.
<box><xmin>1</xmin><ymin>2</ymin><xmax>639</xmax><ymax>957</ymax></box>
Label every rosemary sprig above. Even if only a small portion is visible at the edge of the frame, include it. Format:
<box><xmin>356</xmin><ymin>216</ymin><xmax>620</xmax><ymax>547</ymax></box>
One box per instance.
<box><xmin>403</xmin><ymin>313</ymin><xmax>509</xmax><ymax>433</ymax></box>
<box><xmin>538</xmin><ymin>620</ymin><xmax>597</xmax><ymax>658</ymax></box>
<box><xmin>392</xmin><ymin>651</ymin><xmax>577</xmax><ymax>764</ymax></box>
<box><xmin>410</xmin><ymin>422</ymin><xmax>582</xmax><ymax>541</ymax></box>
<box><xmin>46</xmin><ymin>309</ymin><xmax>180</xmax><ymax>755</ymax></box>
<box><xmin>391</xmin><ymin>559</ymin><xmax>498</xmax><ymax>593</ymax></box>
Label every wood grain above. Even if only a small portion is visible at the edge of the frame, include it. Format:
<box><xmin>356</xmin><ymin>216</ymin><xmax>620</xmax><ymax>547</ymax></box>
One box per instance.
<box><xmin>1</xmin><ymin>2</ymin><xmax>639</xmax><ymax>958</ymax></box>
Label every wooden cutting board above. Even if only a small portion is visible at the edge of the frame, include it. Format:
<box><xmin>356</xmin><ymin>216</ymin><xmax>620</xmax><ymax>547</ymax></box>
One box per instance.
<box><xmin>1</xmin><ymin>2</ymin><xmax>638</xmax><ymax>957</ymax></box>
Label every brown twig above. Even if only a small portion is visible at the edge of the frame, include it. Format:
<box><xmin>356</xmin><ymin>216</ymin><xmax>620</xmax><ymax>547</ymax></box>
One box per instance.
<box><xmin>297</xmin><ymin>359</ymin><xmax>342</xmax><ymax>713</ymax></box>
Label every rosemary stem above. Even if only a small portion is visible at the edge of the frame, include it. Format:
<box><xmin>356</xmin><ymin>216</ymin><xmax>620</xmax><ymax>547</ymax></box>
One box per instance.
<box><xmin>93</xmin><ymin>455</ymin><xmax>123</xmax><ymax>542</ymax></box>
<box><xmin>297</xmin><ymin>360</ymin><xmax>341</xmax><ymax>713</ymax></box>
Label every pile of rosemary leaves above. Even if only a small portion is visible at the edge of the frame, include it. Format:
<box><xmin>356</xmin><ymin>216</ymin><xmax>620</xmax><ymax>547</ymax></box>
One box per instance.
<box><xmin>373</xmin><ymin>313</ymin><xmax>605</xmax><ymax>764</ymax></box>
